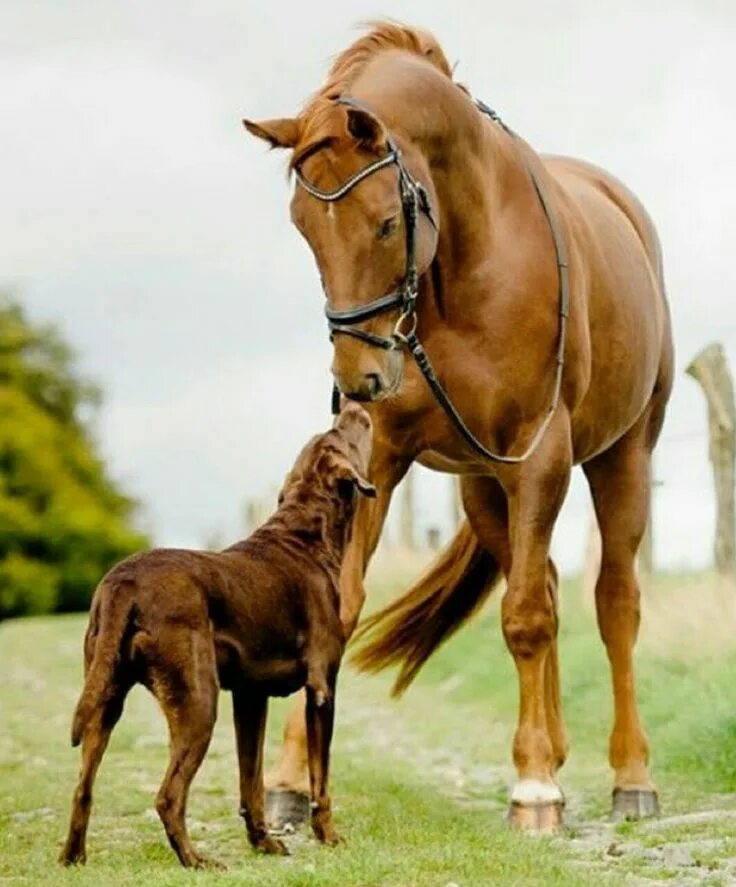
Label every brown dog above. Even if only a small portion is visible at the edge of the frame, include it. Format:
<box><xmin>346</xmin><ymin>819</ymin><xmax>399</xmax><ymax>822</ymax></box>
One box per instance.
<box><xmin>60</xmin><ymin>403</ymin><xmax>374</xmax><ymax>869</ymax></box>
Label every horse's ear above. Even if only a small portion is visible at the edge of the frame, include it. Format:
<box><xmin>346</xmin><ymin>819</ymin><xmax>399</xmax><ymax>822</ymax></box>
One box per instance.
<box><xmin>344</xmin><ymin>107</ymin><xmax>386</xmax><ymax>151</ymax></box>
<box><xmin>242</xmin><ymin>117</ymin><xmax>299</xmax><ymax>149</ymax></box>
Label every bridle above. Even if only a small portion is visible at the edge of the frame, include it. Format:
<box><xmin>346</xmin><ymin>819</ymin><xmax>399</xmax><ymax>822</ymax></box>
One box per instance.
<box><xmin>294</xmin><ymin>95</ymin><xmax>570</xmax><ymax>465</ymax></box>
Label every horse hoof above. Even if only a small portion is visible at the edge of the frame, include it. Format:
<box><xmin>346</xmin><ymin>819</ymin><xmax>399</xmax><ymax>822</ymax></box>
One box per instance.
<box><xmin>611</xmin><ymin>788</ymin><xmax>660</xmax><ymax>822</ymax></box>
<box><xmin>507</xmin><ymin>801</ymin><xmax>564</xmax><ymax>833</ymax></box>
<box><xmin>265</xmin><ymin>788</ymin><xmax>310</xmax><ymax>831</ymax></box>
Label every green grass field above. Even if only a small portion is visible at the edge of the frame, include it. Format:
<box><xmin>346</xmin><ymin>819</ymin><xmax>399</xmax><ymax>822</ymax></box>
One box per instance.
<box><xmin>2</xmin><ymin>562</ymin><xmax>736</xmax><ymax>886</ymax></box>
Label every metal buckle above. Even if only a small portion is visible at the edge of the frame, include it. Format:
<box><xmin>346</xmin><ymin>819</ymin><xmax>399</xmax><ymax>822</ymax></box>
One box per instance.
<box><xmin>392</xmin><ymin>305</ymin><xmax>418</xmax><ymax>344</ymax></box>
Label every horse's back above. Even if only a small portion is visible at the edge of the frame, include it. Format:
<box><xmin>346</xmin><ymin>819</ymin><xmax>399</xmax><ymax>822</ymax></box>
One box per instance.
<box><xmin>545</xmin><ymin>155</ymin><xmax>665</xmax><ymax>284</ymax></box>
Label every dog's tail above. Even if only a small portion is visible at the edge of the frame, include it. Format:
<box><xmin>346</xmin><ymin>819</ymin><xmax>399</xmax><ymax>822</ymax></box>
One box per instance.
<box><xmin>351</xmin><ymin>521</ymin><xmax>502</xmax><ymax>696</ymax></box>
<box><xmin>71</xmin><ymin>580</ymin><xmax>133</xmax><ymax>747</ymax></box>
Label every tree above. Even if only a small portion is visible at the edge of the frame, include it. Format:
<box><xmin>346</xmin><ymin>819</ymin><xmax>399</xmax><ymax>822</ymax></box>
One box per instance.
<box><xmin>0</xmin><ymin>296</ymin><xmax>147</xmax><ymax>618</ymax></box>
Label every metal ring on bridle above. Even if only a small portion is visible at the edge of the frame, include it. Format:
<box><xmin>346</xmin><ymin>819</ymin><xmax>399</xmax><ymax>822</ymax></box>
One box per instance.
<box><xmin>392</xmin><ymin>306</ymin><xmax>418</xmax><ymax>343</ymax></box>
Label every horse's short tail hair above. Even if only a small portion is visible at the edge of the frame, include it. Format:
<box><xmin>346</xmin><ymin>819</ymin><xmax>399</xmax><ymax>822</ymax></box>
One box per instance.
<box><xmin>351</xmin><ymin>522</ymin><xmax>501</xmax><ymax>696</ymax></box>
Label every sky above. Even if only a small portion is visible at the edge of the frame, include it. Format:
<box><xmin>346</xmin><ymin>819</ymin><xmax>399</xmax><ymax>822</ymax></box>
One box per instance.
<box><xmin>2</xmin><ymin>0</ymin><xmax>735</xmax><ymax>572</ymax></box>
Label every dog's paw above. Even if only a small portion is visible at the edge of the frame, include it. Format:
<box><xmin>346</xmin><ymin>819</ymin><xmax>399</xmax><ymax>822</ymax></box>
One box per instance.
<box><xmin>188</xmin><ymin>853</ymin><xmax>226</xmax><ymax>870</ymax></box>
<box><xmin>59</xmin><ymin>844</ymin><xmax>86</xmax><ymax>866</ymax></box>
<box><xmin>313</xmin><ymin>824</ymin><xmax>343</xmax><ymax>847</ymax></box>
<box><xmin>257</xmin><ymin>835</ymin><xmax>289</xmax><ymax>856</ymax></box>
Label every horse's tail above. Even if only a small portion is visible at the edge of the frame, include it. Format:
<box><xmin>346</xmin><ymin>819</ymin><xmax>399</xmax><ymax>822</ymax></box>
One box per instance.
<box><xmin>71</xmin><ymin>580</ymin><xmax>133</xmax><ymax>747</ymax></box>
<box><xmin>351</xmin><ymin>521</ymin><xmax>501</xmax><ymax>696</ymax></box>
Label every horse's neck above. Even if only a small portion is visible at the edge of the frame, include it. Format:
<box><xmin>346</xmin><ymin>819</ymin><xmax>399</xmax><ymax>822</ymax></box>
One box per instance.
<box><xmin>354</xmin><ymin>54</ymin><xmax>544</xmax><ymax>310</ymax></box>
<box><xmin>424</xmin><ymin>114</ymin><xmax>535</xmax><ymax>315</ymax></box>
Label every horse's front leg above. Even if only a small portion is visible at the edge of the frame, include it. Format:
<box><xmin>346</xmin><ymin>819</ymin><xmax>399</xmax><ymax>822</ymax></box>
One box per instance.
<box><xmin>265</xmin><ymin>445</ymin><xmax>409</xmax><ymax>828</ymax></box>
<box><xmin>501</xmin><ymin>412</ymin><xmax>572</xmax><ymax>832</ymax></box>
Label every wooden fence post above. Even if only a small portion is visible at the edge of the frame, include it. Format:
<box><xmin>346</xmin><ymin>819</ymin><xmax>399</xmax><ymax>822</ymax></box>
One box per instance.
<box><xmin>581</xmin><ymin>513</ymin><xmax>601</xmax><ymax>610</ymax></box>
<box><xmin>637</xmin><ymin>459</ymin><xmax>654</xmax><ymax>578</ymax></box>
<box><xmin>686</xmin><ymin>343</ymin><xmax>736</xmax><ymax>574</ymax></box>
<box><xmin>400</xmin><ymin>466</ymin><xmax>416</xmax><ymax>550</ymax></box>
<box><xmin>451</xmin><ymin>477</ymin><xmax>463</xmax><ymax>529</ymax></box>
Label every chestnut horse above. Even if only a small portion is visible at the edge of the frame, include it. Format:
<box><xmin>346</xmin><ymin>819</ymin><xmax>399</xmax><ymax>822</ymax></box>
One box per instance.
<box><xmin>244</xmin><ymin>22</ymin><xmax>673</xmax><ymax>830</ymax></box>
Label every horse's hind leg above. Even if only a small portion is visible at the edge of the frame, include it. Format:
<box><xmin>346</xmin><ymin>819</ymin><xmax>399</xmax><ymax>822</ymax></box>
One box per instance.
<box><xmin>60</xmin><ymin>685</ymin><xmax>129</xmax><ymax>865</ymax></box>
<box><xmin>583</xmin><ymin>412</ymin><xmax>661</xmax><ymax>820</ymax></box>
<box><xmin>151</xmin><ymin>630</ymin><xmax>220</xmax><ymax>868</ymax></box>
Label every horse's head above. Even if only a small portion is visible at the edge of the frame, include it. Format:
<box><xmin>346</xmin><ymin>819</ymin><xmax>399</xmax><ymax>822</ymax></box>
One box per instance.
<box><xmin>244</xmin><ymin>102</ymin><xmax>439</xmax><ymax>403</ymax></box>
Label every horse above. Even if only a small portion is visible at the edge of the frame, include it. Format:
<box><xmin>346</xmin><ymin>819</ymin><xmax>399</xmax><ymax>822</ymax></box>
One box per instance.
<box><xmin>243</xmin><ymin>21</ymin><xmax>673</xmax><ymax>831</ymax></box>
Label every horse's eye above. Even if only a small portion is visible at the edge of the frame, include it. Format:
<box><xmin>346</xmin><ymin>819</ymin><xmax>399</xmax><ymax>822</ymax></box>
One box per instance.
<box><xmin>377</xmin><ymin>215</ymin><xmax>399</xmax><ymax>240</ymax></box>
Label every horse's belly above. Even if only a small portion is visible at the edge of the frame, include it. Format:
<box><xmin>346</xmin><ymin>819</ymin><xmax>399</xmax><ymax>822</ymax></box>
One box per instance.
<box><xmin>570</xmin><ymin>311</ymin><xmax>663</xmax><ymax>462</ymax></box>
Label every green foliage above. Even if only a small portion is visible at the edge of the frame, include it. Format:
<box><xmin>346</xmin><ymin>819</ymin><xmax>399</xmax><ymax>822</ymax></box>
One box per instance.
<box><xmin>0</xmin><ymin>296</ymin><xmax>146</xmax><ymax>617</ymax></box>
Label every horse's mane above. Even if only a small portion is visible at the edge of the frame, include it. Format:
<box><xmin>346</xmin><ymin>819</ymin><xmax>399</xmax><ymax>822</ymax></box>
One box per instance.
<box><xmin>291</xmin><ymin>22</ymin><xmax>453</xmax><ymax>169</ymax></box>
<box><xmin>324</xmin><ymin>21</ymin><xmax>452</xmax><ymax>96</ymax></box>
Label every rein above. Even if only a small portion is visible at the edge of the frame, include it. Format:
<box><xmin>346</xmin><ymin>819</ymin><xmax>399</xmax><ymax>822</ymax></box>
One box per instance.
<box><xmin>294</xmin><ymin>96</ymin><xmax>570</xmax><ymax>465</ymax></box>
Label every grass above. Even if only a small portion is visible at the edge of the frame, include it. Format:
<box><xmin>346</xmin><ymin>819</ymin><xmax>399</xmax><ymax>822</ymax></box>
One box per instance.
<box><xmin>1</xmin><ymin>562</ymin><xmax>736</xmax><ymax>886</ymax></box>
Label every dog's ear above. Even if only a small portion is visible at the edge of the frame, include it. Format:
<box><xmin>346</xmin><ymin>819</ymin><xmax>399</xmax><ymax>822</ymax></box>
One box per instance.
<box><xmin>336</xmin><ymin>468</ymin><xmax>377</xmax><ymax>500</ymax></box>
<box><xmin>327</xmin><ymin>454</ymin><xmax>376</xmax><ymax>500</ymax></box>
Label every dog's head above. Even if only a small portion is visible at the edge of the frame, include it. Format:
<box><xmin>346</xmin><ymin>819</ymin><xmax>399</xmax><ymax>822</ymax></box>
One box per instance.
<box><xmin>278</xmin><ymin>403</ymin><xmax>375</xmax><ymax>546</ymax></box>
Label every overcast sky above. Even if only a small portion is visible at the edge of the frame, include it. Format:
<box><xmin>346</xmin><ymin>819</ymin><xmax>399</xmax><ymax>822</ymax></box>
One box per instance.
<box><xmin>2</xmin><ymin>0</ymin><xmax>735</xmax><ymax>571</ymax></box>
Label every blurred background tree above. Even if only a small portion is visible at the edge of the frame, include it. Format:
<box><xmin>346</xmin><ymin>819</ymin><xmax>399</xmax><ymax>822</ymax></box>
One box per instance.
<box><xmin>0</xmin><ymin>295</ymin><xmax>147</xmax><ymax>618</ymax></box>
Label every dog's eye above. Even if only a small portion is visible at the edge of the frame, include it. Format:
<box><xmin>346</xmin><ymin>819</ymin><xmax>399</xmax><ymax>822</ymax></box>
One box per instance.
<box><xmin>377</xmin><ymin>215</ymin><xmax>399</xmax><ymax>241</ymax></box>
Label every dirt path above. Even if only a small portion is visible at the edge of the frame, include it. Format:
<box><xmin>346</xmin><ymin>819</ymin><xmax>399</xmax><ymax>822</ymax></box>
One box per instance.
<box><xmin>335</xmin><ymin>670</ymin><xmax>736</xmax><ymax>886</ymax></box>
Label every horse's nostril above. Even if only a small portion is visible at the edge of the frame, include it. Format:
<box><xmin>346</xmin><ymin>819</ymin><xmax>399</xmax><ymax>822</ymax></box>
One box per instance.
<box><xmin>365</xmin><ymin>373</ymin><xmax>384</xmax><ymax>396</ymax></box>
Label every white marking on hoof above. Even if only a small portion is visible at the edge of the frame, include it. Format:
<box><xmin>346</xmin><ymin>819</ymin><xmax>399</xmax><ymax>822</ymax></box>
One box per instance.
<box><xmin>511</xmin><ymin>779</ymin><xmax>564</xmax><ymax>805</ymax></box>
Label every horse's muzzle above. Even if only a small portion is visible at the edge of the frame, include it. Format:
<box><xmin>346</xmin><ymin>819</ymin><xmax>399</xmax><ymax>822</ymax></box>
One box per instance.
<box><xmin>339</xmin><ymin>372</ymin><xmax>387</xmax><ymax>402</ymax></box>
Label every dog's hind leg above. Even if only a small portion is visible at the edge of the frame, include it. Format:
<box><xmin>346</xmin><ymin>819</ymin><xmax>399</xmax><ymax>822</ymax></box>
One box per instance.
<box><xmin>233</xmin><ymin>688</ymin><xmax>287</xmax><ymax>855</ymax></box>
<box><xmin>60</xmin><ymin>685</ymin><xmax>128</xmax><ymax>865</ymax></box>
<box><xmin>152</xmin><ymin>631</ymin><xmax>220</xmax><ymax>869</ymax></box>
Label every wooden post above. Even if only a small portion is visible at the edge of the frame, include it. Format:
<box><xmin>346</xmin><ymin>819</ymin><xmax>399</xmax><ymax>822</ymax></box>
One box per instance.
<box><xmin>581</xmin><ymin>512</ymin><xmax>601</xmax><ymax>610</ymax></box>
<box><xmin>638</xmin><ymin>516</ymin><xmax>654</xmax><ymax>577</ymax></box>
<box><xmin>638</xmin><ymin>459</ymin><xmax>654</xmax><ymax>578</ymax></box>
<box><xmin>686</xmin><ymin>343</ymin><xmax>736</xmax><ymax>574</ymax></box>
<box><xmin>243</xmin><ymin>488</ymin><xmax>278</xmax><ymax>535</ymax></box>
<box><xmin>245</xmin><ymin>500</ymin><xmax>260</xmax><ymax>535</ymax></box>
<box><xmin>400</xmin><ymin>467</ymin><xmax>416</xmax><ymax>550</ymax></box>
<box><xmin>451</xmin><ymin>477</ymin><xmax>463</xmax><ymax>529</ymax></box>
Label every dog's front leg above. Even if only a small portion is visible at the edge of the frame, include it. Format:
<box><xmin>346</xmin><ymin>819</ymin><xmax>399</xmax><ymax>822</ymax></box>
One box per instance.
<box><xmin>305</xmin><ymin>680</ymin><xmax>341</xmax><ymax>845</ymax></box>
<box><xmin>233</xmin><ymin>688</ymin><xmax>288</xmax><ymax>855</ymax></box>
<box><xmin>266</xmin><ymin>445</ymin><xmax>411</xmax><ymax>828</ymax></box>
